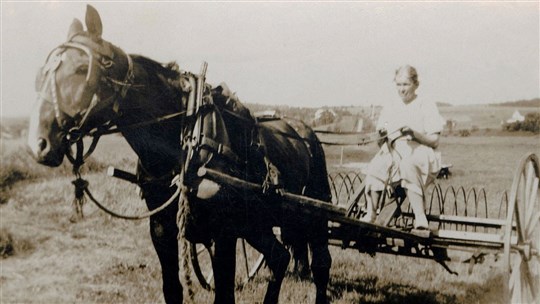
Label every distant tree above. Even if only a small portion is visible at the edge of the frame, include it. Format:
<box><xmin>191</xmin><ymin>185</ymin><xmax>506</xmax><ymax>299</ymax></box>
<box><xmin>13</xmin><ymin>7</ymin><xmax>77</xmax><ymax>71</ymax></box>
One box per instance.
<box><xmin>491</xmin><ymin>98</ymin><xmax>540</xmax><ymax>107</ymax></box>
<box><xmin>458</xmin><ymin>129</ymin><xmax>471</xmax><ymax>137</ymax></box>
<box><xmin>503</xmin><ymin>112</ymin><xmax>540</xmax><ymax>133</ymax></box>
<box><xmin>521</xmin><ymin>112</ymin><xmax>540</xmax><ymax>133</ymax></box>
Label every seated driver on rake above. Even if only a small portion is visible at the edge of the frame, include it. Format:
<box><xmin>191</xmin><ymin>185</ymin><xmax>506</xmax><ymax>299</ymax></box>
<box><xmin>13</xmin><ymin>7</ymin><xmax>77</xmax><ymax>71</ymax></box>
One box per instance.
<box><xmin>361</xmin><ymin>65</ymin><xmax>445</xmax><ymax>231</ymax></box>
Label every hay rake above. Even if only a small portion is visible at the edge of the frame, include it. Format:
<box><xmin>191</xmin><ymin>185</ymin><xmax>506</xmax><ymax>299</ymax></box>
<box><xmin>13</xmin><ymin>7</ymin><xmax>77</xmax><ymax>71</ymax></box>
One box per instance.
<box><xmin>197</xmin><ymin>152</ymin><xmax>539</xmax><ymax>303</ymax></box>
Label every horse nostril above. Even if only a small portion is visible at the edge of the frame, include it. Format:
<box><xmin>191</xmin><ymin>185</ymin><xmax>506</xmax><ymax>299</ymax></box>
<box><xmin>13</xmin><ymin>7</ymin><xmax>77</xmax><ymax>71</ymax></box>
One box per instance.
<box><xmin>37</xmin><ymin>138</ymin><xmax>48</xmax><ymax>152</ymax></box>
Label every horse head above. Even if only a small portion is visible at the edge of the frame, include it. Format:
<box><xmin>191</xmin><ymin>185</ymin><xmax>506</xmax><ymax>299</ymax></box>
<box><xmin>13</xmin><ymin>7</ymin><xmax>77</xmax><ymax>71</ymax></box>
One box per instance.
<box><xmin>28</xmin><ymin>5</ymin><xmax>133</xmax><ymax>167</ymax></box>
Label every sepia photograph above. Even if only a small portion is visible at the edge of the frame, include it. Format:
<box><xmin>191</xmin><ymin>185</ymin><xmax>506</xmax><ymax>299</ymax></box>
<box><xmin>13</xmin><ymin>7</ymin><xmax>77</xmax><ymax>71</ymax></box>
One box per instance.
<box><xmin>1</xmin><ymin>1</ymin><xmax>539</xmax><ymax>303</ymax></box>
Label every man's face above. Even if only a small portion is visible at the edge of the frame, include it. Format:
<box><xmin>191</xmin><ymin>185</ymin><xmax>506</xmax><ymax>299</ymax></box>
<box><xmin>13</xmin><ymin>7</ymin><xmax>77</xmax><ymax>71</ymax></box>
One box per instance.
<box><xmin>395</xmin><ymin>73</ymin><xmax>418</xmax><ymax>103</ymax></box>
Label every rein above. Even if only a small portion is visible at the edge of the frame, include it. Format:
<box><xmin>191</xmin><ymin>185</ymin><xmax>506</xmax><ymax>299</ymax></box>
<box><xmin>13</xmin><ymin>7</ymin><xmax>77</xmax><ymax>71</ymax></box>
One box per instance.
<box><xmin>67</xmin><ymin>135</ymin><xmax>183</xmax><ymax>220</ymax></box>
<box><xmin>220</xmin><ymin>107</ymin><xmax>383</xmax><ymax>146</ymax></box>
<box><xmin>88</xmin><ymin>110</ymin><xmax>187</xmax><ymax>137</ymax></box>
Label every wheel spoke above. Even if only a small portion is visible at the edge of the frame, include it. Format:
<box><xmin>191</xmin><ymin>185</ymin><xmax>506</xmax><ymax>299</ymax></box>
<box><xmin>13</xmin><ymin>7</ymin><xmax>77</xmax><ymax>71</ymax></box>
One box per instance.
<box><xmin>526</xmin><ymin>211</ymin><xmax>540</xmax><ymax>240</ymax></box>
<box><xmin>522</xmin><ymin>260</ymin><xmax>538</xmax><ymax>301</ymax></box>
<box><xmin>509</xmin><ymin>253</ymin><xmax>522</xmax><ymax>302</ymax></box>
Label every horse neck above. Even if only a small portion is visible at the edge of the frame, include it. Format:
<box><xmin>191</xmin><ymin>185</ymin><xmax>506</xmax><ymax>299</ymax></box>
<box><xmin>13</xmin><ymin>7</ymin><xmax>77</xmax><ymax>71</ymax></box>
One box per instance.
<box><xmin>116</xmin><ymin>58</ymin><xmax>185</xmax><ymax>178</ymax></box>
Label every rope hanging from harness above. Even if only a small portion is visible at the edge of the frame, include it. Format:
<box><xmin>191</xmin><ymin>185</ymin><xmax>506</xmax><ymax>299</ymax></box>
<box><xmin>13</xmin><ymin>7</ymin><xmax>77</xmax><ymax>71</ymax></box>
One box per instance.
<box><xmin>175</xmin><ymin>61</ymin><xmax>209</xmax><ymax>303</ymax></box>
<box><xmin>71</xmin><ymin>173</ymin><xmax>88</xmax><ymax>222</ymax></box>
<box><xmin>68</xmin><ymin>139</ymin><xmax>87</xmax><ymax>222</ymax></box>
<box><xmin>175</xmin><ymin>172</ymin><xmax>195</xmax><ymax>303</ymax></box>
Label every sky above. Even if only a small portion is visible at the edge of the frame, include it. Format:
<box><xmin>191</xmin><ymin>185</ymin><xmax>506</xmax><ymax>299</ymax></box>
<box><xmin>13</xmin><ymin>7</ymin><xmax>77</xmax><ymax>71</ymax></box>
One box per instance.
<box><xmin>1</xmin><ymin>1</ymin><xmax>539</xmax><ymax>117</ymax></box>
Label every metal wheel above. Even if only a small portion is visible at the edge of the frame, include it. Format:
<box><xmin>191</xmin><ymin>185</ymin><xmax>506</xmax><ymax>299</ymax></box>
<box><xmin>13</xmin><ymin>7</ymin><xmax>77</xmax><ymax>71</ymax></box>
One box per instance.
<box><xmin>503</xmin><ymin>153</ymin><xmax>540</xmax><ymax>303</ymax></box>
<box><xmin>190</xmin><ymin>239</ymin><xmax>265</xmax><ymax>290</ymax></box>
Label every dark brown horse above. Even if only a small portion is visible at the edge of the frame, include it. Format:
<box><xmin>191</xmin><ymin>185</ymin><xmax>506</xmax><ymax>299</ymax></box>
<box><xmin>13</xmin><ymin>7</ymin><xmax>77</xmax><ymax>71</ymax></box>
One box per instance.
<box><xmin>27</xmin><ymin>5</ymin><xmax>331</xmax><ymax>304</ymax></box>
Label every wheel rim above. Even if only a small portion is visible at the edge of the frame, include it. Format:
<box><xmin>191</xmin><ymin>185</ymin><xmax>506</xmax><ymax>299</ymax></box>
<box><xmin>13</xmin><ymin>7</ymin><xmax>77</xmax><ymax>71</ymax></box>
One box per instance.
<box><xmin>504</xmin><ymin>153</ymin><xmax>540</xmax><ymax>303</ymax></box>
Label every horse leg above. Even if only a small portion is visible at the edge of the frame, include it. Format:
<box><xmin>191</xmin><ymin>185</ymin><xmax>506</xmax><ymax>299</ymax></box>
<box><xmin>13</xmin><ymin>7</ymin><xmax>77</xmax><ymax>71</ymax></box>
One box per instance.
<box><xmin>212</xmin><ymin>236</ymin><xmax>237</xmax><ymax>304</ymax></box>
<box><xmin>308</xmin><ymin>222</ymin><xmax>332</xmax><ymax>304</ymax></box>
<box><xmin>245</xmin><ymin>229</ymin><xmax>290</xmax><ymax>304</ymax></box>
<box><xmin>146</xmin><ymin>190</ymin><xmax>183</xmax><ymax>304</ymax></box>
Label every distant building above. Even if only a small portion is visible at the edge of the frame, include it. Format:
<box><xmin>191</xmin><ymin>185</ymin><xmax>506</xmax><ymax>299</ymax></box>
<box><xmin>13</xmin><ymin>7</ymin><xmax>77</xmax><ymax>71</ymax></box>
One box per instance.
<box><xmin>314</xmin><ymin>108</ymin><xmax>337</xmax><ymax>121</ymax></box>
<box><xmin>313</xmin><ymin>108</ymin><xmax>338</xmax><ymax>126</ymax></box>
<box><xmin>506</xmin><ymin>110</ymin><xmax>525</xmax><ymax>123</ymax></box>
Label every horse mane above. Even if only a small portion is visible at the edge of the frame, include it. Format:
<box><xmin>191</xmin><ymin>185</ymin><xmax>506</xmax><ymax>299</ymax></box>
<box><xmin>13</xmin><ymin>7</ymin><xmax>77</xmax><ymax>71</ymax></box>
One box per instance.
<box><xmin>130</xmin><ymin>54</ymin><xmax>185</xmax><ymax>101</ymax></box>
<box><xmin>131</xmin><ymin>55</ymin><xmax>181</xmax><ymax>80</ymax></box>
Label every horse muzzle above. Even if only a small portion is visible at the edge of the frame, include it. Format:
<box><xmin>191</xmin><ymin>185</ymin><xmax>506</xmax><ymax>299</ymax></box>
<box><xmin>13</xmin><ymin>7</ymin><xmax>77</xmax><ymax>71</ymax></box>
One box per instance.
<box><xmin>27</xmin><ymin>138</ymin><xmax>64</xmax><ymax>167</ymax></box>
<box><xmin>26</xmin><ymin>135</ymin><xmax>65</xmax><ymax>167</ymax></box>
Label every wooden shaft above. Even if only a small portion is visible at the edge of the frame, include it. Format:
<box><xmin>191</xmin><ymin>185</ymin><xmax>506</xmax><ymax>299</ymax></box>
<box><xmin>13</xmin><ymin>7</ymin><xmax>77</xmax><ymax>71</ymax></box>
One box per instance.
<box><xmin>107</xmin><ymin>166</ymin><xmax>138</xmax><ymax>184</ymax></box>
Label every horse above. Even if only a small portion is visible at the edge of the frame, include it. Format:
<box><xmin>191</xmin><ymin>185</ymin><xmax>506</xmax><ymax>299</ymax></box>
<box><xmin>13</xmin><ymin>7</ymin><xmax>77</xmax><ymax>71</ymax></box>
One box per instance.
<box><xmin>27</xmin><ymin>5</ymin><xmax>332</xmax><ymax>304</ymax></box>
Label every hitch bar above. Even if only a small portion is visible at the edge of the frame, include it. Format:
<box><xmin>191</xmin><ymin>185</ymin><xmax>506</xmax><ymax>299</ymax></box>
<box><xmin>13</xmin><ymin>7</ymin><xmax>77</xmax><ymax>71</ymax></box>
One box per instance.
<box><xmin>107</xmin><ymin>166</ymin><xmax>138</xmax><ymax>184</ymax></box>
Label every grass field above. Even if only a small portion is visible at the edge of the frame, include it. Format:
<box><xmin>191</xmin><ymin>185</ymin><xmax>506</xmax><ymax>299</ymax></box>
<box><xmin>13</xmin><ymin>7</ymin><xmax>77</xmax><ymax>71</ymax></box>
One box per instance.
<box><xmin>317</xmin><ymin>105</ymin><xmax>539</xmax><ymax>134</ymax></box>
<box><xmin>1</xmin><ymin>129</ymin><xmax>539</xmax><ymax>303</ymax></box>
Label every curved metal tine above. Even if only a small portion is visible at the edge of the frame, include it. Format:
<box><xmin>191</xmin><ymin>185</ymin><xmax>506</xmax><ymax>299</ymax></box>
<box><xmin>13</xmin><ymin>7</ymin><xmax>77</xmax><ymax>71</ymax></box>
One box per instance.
<box><xmin>327</xmin><ymin>174</ymin><xmax>338</xmax><ymax>205</ymax></box>
<box><xmin>341</xmin><ymin>173</ymin><xmax>354</xmax><ymax>203</ymax></box>
<box><xmin>435</xmin><ymin>184</ymin><xmax>444</xmax><ymax>229</ymax></box>
<box><xmin>442</xmin><ymin>186</ymin><xmax>454</xmax><ymax>228</ymax></box>
<box><xmin>427</xmin><ymin>185</ymin><xmax>442</xmax><ymax>229</ymax></box>
<box><xmin>477</xmin><ymin>188</ymin><xmax>488</xmax><ymax>232</ymax></box>
<box><xmin>467</xmin><ymin>188</ymin><xmax>478</xmax><ymax>232</ymax></box>
<box><xmin>335</xmin><ymin>173</ymin><xmax>346</xmax><ymax>205</ymax></box>
<box><xmin>457</xmin><ymin>186</ymin><xmax>467</xmax><ymax>231</ymax></box>
<box><xmin>350</xmin><ymin>172</ymin><xmax>363</xmax><ymax>190</ymax></box>
<box><xmin>427</xmin><ymin>185</ymin><xmax>437</xmax><ymax>215</ymax></box>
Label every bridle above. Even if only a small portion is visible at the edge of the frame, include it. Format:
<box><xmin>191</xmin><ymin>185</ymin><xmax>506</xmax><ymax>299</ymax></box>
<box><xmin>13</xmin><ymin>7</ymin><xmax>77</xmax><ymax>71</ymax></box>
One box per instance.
<box><xmin>36</xmin><ymin>35</ymin><xmax>134</xmax><ymax>168</ymax></box>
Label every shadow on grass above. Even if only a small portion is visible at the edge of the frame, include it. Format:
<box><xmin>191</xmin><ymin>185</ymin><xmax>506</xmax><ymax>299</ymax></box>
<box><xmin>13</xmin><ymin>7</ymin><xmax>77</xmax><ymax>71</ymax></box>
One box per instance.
<box><xmin>0</xmin><ymin>228</ymin><xmax>35</xmax><ymax>259</ymax></box>
<box><xmin>328</xmin><ymin>273</ymin><xmax>506</xmax><ymax>304</ymax></box>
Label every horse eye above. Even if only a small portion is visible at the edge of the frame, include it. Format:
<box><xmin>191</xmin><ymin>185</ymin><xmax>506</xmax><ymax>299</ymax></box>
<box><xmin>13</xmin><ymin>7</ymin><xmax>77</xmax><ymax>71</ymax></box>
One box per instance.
<box><xmin>76</xmin><ymin>65</ymin><xmax>88</xmax><ymax>75</ymax></box>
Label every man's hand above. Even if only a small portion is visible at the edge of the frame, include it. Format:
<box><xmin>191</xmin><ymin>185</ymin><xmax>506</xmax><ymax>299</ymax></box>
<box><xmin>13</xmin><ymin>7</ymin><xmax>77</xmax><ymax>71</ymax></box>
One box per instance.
<box><xmin>400</xmin><ymin>126</ymin><xmax>414</xmax><ymax>139</ymax></box>
<box><xmin>377</xmin><ymin>128</ymin><xmax>388</xmax><ymax>147</ymax></box>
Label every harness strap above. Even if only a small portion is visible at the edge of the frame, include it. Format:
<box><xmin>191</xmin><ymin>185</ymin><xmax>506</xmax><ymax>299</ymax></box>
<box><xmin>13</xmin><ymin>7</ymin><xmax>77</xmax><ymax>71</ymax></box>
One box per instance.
<box><xmin>199</xmin><ymin>137</ymin><xmax>243</xmax><ymax>166</ymax></box>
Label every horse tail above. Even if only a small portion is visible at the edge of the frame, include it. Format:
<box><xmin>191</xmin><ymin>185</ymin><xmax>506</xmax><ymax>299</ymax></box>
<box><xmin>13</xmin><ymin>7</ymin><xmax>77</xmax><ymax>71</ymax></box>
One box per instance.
<box><xmin>305</xmin><ymin>131</ymin><xmax>332</xmax><ymax>202</ymax></box>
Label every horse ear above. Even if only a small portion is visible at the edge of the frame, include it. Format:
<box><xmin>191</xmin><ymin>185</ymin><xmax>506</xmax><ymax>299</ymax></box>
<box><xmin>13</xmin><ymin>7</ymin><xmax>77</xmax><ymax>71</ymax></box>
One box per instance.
<box><xmin>67</xmin><ymin>18</ymin><xmax>84</xmax><ymax>40</ymax></box>
<box><xmin>85</xmin><ymin>5</ymin><xmax>103</xmax><ymax>41</ymax></box>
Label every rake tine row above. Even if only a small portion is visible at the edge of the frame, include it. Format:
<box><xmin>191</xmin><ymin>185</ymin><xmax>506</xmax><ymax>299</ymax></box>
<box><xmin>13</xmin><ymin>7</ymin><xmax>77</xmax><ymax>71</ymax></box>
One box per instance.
<box><xmin>329</xmin><ymin>173</ymin><xmax>510</xmax><ymax>234</ymax></box>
